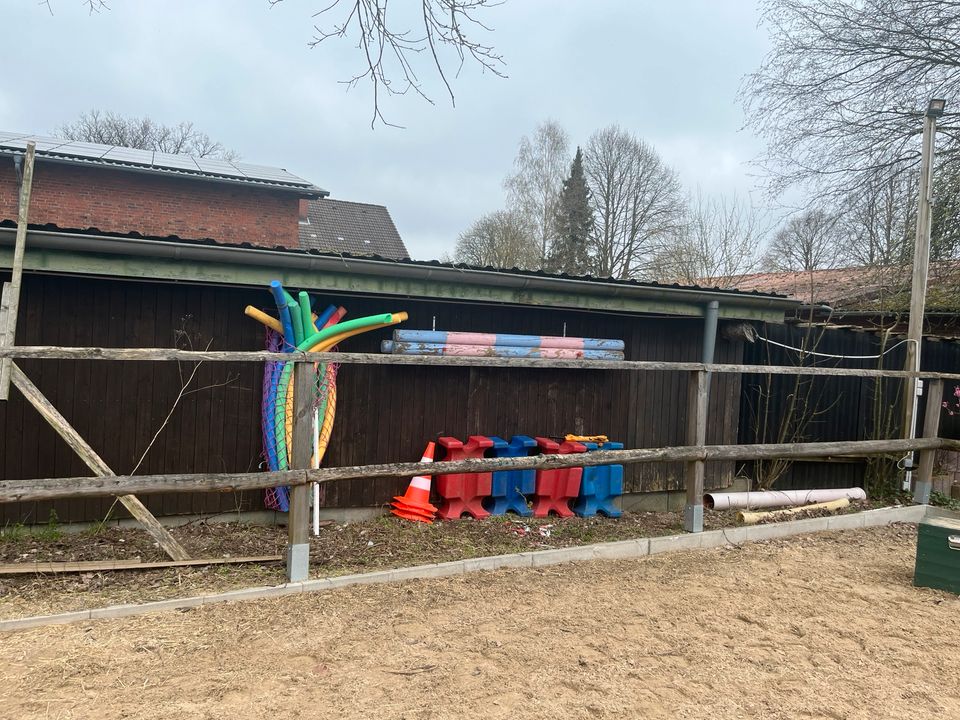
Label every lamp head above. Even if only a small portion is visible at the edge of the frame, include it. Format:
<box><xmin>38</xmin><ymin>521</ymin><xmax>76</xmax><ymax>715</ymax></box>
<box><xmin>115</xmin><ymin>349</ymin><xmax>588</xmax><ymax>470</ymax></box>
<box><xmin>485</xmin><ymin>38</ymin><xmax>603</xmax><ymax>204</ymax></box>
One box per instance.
<box><xmin>927</xmin><ymin>99</ymin><xmax>947</xmax><ymax>118</ymax></box>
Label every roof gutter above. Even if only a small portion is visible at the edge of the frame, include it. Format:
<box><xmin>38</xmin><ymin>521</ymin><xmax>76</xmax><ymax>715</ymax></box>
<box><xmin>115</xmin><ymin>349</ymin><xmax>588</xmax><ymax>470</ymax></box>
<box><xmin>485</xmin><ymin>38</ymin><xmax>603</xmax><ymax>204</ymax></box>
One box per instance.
<box><xmin>0</xmin><ymin>227</ymin><xmax>798</xmax><ymax>314</ymax></box>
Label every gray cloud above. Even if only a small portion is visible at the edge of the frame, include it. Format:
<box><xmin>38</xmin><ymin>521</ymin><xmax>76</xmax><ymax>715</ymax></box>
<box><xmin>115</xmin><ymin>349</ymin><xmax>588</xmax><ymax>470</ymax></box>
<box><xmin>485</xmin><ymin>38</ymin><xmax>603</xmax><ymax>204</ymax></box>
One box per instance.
<box><xmin>2</xmin><ymin>0</ymin><xmax>769</xmax><ymax>259</ymax></box>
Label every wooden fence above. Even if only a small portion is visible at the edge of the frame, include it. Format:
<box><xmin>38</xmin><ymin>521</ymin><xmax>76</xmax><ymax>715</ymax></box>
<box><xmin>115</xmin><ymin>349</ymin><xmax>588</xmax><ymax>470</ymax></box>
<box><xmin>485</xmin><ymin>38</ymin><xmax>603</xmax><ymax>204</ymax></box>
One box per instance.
<box><xmin>0</xmin><ymin>344</ymin><xmax>955</xmax><ymax>580</ymax></box>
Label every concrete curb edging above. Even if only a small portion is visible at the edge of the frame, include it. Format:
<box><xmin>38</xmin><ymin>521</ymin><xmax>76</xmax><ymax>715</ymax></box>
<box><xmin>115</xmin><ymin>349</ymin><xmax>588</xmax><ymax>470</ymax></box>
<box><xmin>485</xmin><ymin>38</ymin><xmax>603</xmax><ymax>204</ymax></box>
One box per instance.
<box><xmin>0</xmin><ymin>504</ymin><xmax>936</xmax><ymax>632</ymax></box>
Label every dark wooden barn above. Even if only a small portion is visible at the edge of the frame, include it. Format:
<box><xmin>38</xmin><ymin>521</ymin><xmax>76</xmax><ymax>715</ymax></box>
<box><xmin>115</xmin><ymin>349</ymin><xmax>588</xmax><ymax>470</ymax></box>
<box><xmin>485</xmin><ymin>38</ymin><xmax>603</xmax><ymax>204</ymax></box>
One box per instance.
<box><xmin>0</xmin><ymin>227</ymin><xmax>796</xmax><ymax>525</ymax></box>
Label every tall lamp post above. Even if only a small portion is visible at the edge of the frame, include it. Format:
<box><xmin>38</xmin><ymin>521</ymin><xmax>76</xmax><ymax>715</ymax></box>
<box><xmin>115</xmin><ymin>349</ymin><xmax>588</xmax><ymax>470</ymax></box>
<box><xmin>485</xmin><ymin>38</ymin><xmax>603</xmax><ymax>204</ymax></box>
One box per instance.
<box><xmin>904</xmin><ymin>98</ymin><xmax>945</xmax><ymax>502</ymax></box>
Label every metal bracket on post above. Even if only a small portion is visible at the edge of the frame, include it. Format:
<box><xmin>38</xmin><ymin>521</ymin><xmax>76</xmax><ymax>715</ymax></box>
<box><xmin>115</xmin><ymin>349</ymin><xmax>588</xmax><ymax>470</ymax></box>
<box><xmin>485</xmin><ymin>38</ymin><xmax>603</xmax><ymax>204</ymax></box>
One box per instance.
<box><xmin>286</xmin><ymin>361</ymin><xmax>314</xmax><ymax>583</ymax></box>
<box><xmin>684</xmin><ymin>369</ymin><xmax>709</xmax><ymax>533</ymax></box>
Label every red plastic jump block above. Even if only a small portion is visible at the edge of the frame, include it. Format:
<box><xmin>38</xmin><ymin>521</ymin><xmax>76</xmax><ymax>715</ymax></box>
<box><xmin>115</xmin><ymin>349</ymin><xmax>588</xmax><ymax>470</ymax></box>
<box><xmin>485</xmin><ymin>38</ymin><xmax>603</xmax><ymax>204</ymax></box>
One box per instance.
<box><xmin>435</xmin><ymin>435</ymin><xmax>494</xmax><ymax>520</ymax></box>
<box><xmin>532</xmin><ymin>437</ymin><xmax>586</xmax><ymax>518</ymax></box>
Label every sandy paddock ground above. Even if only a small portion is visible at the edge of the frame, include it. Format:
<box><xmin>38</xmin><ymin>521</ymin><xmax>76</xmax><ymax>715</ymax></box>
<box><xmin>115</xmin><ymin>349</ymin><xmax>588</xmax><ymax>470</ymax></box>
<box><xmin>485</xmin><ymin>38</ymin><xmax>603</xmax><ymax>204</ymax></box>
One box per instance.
<box><xmin>1</xmin><ymin>524</ymin><xmax>959</xmax><ymax>720</ymax></box>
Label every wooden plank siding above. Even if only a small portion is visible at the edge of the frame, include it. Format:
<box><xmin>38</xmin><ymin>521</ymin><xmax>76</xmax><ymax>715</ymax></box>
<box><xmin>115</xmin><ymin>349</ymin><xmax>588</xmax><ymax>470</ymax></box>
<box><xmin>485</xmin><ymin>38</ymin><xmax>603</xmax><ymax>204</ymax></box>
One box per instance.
<box><xmin>739</xmin><ymin>322</ymin><xmax>960</xmax><ymax>491</ymax></box>
<box><xmin>0</xmin><ymin>273</ymin><xmax>742</xmax><ymax>524</ymax></box>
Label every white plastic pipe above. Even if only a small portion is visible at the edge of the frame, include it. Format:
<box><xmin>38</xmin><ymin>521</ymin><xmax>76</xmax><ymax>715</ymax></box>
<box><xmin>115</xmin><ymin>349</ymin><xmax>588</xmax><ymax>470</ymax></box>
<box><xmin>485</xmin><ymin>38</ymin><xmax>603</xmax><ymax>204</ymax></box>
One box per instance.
<box><xmin>703</xmin><ymin>487</ymin><xmax>866</xmax><ymax>511</ymax></box>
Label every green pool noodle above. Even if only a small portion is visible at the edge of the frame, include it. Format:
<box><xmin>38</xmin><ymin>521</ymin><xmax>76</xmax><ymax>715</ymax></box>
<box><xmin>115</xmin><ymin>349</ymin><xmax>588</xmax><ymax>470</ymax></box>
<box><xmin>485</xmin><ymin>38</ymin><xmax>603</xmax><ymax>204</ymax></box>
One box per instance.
<box><xmin>298</xmin><ymin>291</ymin><xmax>316</xmax><ymax>334</ymax></box>
<box><xmin>289</xmin><ymin>302</ymin><xmax>305</xmax><ymax>345</ymax></box>
<box><xmin>297</xmin><ymin>313</ymin><xmax>395</xmax><ymax>352</ymax></box>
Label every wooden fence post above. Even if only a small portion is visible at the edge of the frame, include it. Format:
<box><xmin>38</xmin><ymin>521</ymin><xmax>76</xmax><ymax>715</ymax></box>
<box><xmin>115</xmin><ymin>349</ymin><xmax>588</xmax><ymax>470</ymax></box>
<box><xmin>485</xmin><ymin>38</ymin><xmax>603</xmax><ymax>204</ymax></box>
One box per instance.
<box><xmin>914</xmin><ymin>378</ymin><xmax>944</xmax><ymax>504</ymax></box>
<box><xmin>684</xmin><ymin>369</ymin><xmax>709</xmax><ymax>533</ymax></box>
<box><xmin>0</xmin><ymin>142</ymin><xmax>36</xmax><ymax>400</ymax></box>
<box><xmin>286</xmin><ymin>361</ymin><xmax>314</xmax><ymax>582</ymax></box>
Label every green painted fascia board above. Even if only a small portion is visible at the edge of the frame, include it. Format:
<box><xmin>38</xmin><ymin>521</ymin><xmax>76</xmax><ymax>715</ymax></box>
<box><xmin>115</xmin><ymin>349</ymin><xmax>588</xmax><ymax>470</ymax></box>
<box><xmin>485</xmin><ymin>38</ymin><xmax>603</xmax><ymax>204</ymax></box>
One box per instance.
<box><xmin>0</xmin><ymin>245</ymin><xmax>788</xmax><ymax>323</ymax></box>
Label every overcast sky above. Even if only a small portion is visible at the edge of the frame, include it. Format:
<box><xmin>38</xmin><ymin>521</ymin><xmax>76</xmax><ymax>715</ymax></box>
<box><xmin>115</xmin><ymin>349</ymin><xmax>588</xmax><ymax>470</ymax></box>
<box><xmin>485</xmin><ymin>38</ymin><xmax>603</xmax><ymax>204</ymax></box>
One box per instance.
<box><xmin>1</xmin><ymin>1</ymin><xmax>770</xmax><ymax>260</ymax></box>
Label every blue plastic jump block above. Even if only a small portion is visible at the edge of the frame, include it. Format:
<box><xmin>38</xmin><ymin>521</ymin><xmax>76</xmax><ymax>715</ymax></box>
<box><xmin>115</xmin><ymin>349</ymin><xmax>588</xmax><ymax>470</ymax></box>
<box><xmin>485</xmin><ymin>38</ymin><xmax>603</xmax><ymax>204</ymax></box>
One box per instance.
<box><xmin>573</xmin><ymin>441</ymin><xmax>624</xmax><ymax>517</ymax></box>
<box><xmin>484</xmin><ymin>435</ymin><xmax>537</xmax><ymax>516</ymax></box>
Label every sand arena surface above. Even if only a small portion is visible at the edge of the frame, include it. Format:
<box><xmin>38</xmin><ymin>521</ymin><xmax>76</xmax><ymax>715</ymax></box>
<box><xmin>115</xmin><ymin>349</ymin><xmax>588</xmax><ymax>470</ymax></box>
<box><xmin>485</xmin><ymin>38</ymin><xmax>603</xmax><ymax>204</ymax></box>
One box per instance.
<box><xmin>2</xmin><ymin>524</ymin><xmax>959</xmax><ymax>719</ymax></box>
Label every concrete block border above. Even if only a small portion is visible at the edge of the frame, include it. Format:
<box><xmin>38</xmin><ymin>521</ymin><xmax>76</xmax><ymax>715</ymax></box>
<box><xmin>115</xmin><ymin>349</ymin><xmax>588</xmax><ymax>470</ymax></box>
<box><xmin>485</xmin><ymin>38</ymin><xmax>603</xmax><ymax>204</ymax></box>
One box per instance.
<box><xmin>0</xmin><ymin>503</ymin><xmax>938</xmax><ymax>633</ymax></box>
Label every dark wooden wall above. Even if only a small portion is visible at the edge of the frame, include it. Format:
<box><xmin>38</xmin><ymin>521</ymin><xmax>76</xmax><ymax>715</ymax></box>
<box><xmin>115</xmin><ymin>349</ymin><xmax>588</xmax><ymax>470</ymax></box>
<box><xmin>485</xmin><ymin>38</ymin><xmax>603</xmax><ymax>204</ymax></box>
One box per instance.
<box><xmin>0</xmin><ymin>273</ymin><xmax>743</xmax><ymax>524</ymax></box>
<box><xmin>739</xmin><ymin>322</ymin><xmax>960</xmax><ymax>490</ymax></box>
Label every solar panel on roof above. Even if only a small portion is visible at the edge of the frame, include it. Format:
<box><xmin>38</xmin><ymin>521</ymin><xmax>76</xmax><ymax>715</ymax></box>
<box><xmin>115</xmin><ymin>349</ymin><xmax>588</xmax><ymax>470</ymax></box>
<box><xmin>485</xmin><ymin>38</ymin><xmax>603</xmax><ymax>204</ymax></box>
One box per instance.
<box><xmin>98</xmin><ymin>146</ymin><xmax>155</xmax><ymax>165</ymax></box>
<box><xmin>193</xmin><ymin>157</ymin><xmax>247</xmax><ymax>179</ymax></box>
<box><xmin>236</xmin><ymin>162</ymin><xmax>308</xmax><ymax>184</ymax></box>
<box><xmin>47</xmin><ymin>140</ymin><xmax>119</xmax><ymax>160</ymax></box>
<box><xmin>151</xmin><ymin>153</ymin><xmax>200</xmax><ymax>171</ymax></box>
<box><xmin>0</xmin><ymin>131</ymin><xmax>31</xmax><ymax>144</ymax></box>
<box><xmin>0</xmin><ymin>128</ymin><xmax>319</xmax><ymax>189</ymax></box>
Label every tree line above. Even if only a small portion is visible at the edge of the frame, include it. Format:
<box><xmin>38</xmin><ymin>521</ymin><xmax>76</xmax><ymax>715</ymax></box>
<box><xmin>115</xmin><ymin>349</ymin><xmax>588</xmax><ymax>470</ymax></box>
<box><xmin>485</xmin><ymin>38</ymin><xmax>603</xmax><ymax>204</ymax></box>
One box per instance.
<box><xmin>453</xmin><ymin>121</ymin><xmax>769</xmax><ymax>284</ymax></box>
<box><xmin>455</xmin><ymin>117</ymin><xmax>960</xmax><ymax>286</ymax></box>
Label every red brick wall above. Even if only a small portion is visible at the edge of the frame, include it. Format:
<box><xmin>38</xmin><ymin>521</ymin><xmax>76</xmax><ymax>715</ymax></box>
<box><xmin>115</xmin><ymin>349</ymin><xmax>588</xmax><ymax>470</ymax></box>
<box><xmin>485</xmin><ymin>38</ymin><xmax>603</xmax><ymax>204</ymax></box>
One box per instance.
<box><xmin>0</xmin><ymin>160</ymin><xmax>302</xmax><ymax>248</ymax></box>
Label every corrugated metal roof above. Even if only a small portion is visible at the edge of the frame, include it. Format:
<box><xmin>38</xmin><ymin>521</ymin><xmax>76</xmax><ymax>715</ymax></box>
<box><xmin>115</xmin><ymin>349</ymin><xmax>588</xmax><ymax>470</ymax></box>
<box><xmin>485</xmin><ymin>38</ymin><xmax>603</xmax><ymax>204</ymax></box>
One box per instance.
<box><xmin>299</xmin><ymin>198</ymin><xmax>410</xmax><ymax>259</ymax></box>
<box><xmin>1</xmin><ymin>219</ymin><xmax>791</xmax><ymax>302</ymax></box>
<box><xmin>0</xmin><ymin>131</ymin><xmax>326</xmax><ymax>195</ymax></box>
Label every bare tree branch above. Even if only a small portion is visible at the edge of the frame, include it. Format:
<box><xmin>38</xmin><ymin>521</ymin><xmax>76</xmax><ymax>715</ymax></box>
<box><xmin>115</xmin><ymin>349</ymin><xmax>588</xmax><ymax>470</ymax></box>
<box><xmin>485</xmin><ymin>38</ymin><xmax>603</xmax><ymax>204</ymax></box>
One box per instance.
<box><xmin>272</xmin><ymin>0</ymin><xmax>507</xmax><ymax>128</ymax></box>
<box><xmin>742</xmin><ymin>0</ymin><xmax>960</xmax><ymax>203</ymax></box>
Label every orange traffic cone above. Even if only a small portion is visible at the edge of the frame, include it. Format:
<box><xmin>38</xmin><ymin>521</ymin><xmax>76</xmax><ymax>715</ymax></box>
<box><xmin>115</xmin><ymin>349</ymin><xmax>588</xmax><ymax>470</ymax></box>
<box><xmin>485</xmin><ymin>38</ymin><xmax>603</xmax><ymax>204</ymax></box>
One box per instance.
<box><xmin>391</xmin><ymin>442</ymin><xmax>438</xmax><ymax>523</ymax></box>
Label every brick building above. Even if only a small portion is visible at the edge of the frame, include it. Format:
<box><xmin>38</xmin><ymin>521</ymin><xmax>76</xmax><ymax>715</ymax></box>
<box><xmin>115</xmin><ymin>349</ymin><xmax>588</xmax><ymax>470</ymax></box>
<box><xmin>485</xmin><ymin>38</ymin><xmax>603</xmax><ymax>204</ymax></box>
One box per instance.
<box><xmin>0</xmin><ymin>131</ymin><xmax>325</xmax><ymax>248</ymax></box>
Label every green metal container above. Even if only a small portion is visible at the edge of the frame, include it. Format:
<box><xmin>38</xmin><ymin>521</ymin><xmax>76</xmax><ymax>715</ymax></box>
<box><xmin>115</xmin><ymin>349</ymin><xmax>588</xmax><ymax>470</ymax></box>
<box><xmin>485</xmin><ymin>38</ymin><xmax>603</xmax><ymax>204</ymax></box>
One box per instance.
<box><xmin>914</xmin><ymin>516</ymin><xmax>960</xmax><ymax>594</ymax></box>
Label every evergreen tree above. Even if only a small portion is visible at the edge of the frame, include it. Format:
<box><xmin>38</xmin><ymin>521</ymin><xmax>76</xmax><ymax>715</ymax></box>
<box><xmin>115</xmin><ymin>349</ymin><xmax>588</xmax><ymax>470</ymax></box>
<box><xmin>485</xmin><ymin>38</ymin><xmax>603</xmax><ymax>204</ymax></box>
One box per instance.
<box><xmin>547</xmin><ymin>147</ymin><xmax>594</xmax><ymax>275</ymax></box>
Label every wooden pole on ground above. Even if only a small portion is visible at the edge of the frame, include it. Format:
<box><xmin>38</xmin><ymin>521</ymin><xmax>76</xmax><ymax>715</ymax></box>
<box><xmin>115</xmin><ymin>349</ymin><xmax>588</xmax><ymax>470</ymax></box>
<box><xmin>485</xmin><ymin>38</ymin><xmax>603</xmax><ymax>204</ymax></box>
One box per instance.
<box><xmin>8</xmin><ymin>362</ymin><xmax>189</xmax><ymax>561</ymax></box>
<box><xmin>0</xmin><ymin>142</ymin><xmax>36</xmax><ymax>400</ymax></box>
<box><xmin>684</xmin><ymin>369</ymin><xmax>709</xmax><ymax>533</ymax></box>
<box><xmin>914</xmin><ymin>378</ymin><xmax>944</xmax><ymax>504</ymax></box>
<box><xmin>286</xmin><ymin>361</ymin><xmax>314</xmax><ymax>582</ymax></box>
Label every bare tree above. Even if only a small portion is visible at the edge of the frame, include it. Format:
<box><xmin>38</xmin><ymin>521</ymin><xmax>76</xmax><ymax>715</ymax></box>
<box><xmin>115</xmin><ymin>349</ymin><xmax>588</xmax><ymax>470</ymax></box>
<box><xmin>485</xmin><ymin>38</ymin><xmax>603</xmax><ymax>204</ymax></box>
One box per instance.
<box><xmin>584</xmin><ymin>126</ymin><xmax>684</xmax><ymax>279</ymax></box>
<box><xmin>742</xmin><ymin>0</ymin><xmax>960</xmax><ymax>202</ymax></box>
<box><xmin>764</xmin><ymin>210</ymin><xmax>844</xmax><ymax>272</ymax></box>
<box><xmin>841</xmin><ymin>168</ymin><xmax>916</xmax><ymax>268</ymax></box>
<box><xmin>272</xmin><ymin>0</ymin><xmax>506</xmax><ymax>127</ymax></box>
<box><xmin>58</xmin><ymin>110</ymin><xmax>239</xmax><ymax>160</ymax></box>
<box><xmin>454</xmin><ymin>209</ymin><xmax>536</xmax><ymax>269</ymax></box>
<box><xmin>651</xmin><ymin>191</ymin><xmax>768</xmax><ymax>285</ymax></box>
<box><xmin>503</xmin><ymin>121</ymin><xmax>570</xmax><ymax>269</ymax></box>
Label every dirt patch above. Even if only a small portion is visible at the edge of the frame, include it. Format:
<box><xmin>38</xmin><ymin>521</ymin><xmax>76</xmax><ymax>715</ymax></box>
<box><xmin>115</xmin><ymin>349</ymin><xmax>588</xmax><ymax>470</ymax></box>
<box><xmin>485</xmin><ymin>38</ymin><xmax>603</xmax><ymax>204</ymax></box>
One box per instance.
<box><xmin>1</xmin><ymin>524</ymin><xmax>958</xmax><ymax>719</ymax></box>
<box><xmin>0</xmin><ymin>511</ymin><xmax>688</xmax><ymax>618</ymax></box>
<box><xmin>0</xmin><ymin>503</ymin><xmax>882</xmax><ymax>619</ymax></box>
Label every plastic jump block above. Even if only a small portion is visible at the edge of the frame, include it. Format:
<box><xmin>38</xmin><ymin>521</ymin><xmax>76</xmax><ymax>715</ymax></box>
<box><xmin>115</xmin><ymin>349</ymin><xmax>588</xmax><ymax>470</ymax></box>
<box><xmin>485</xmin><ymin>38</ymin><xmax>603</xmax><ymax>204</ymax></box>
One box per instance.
<box><xmin>435</xmin><ymin>435</ymin><xmax>494</xmax><ymax>520</ymax></box>
<box><xmin>573</xmin><ymin>441</ymin><xmax>624</xmax><ymax>518</ymax></box>
<box><xmin>532</xmin><ymin>437</ymin><xmax>586</xmax><ymax>518</ymax></box>
<box><xmin>484</xmin><ymin>435</ymin><xmax>537</xmax><ymax>516</ymax></box>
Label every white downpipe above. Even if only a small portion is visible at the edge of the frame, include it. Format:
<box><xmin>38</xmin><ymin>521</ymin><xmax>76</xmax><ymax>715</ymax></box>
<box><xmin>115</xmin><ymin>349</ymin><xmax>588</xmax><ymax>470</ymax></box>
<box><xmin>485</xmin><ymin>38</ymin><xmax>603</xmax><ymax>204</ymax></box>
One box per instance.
<box><xmin>703</xmin><ymin>487</ymin><xmax>867</xmax><ymax>511</ymax></box>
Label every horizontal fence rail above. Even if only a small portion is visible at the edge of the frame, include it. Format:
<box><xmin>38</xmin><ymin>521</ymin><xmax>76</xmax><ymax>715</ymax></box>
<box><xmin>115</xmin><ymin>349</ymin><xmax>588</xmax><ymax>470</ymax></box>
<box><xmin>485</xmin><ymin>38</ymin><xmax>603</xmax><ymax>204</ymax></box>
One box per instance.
<box><xmin>2</xmin><ymin>345</ymin><xmax>960</xmax><ymax>380</ymax></box>
<box><xmin>0</xmin><ymin>437</ymin><xmax>952</xmax><ymax>503</ymax></box>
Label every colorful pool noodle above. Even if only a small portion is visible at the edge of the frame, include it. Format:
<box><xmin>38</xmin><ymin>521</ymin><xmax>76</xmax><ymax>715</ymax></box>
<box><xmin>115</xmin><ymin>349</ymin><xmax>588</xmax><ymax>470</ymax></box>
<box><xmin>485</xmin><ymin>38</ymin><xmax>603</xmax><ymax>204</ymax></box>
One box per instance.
<box><xmin>272</xmin><ymin>313</ymin><xmax>408</xmax><ymax>477</ymax></box>
<box><xmin>289</xmin><ymin>302</ymin><xmax>305</xmax><ymax>345</ymax></box>
<box><xmin>269</xmin><ymin>281</ymin><xmax>296</xmax><ymax>350</ymax></box>
<box><xmin>392</xmin><ymin>330</ymin><xmax>625</xmax><ymax>351</ymax></box>
<box><xmin>381</xmin><ymin>340</ymin><xmax>624</xmax><ymax>360</ymax></box>
<box><xmin>297</xmin><ymin>292</ymin><xmax>314</xmax><ymax>336</ymax></box>
<box><xmin>315</xmin><ymin>303</ymin><xmax>338</xmax><ymax>330</ymax></box>
<box><xmin>245</xmin><ymin>306</ymin><xmax>283</xmax><ymax>334</ymax></box>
